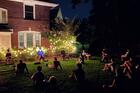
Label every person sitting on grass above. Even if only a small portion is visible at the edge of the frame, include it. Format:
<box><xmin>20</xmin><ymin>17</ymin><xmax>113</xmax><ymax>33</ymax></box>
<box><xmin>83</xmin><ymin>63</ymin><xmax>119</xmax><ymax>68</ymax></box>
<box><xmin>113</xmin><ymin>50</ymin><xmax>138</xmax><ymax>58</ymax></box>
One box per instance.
<box><xmin>69</xmin><ymin>63</ymin><xmax>85</xmax><ymax>82</ymax></box>
<box><xmin>48</xmin><ymin>57</ymin><xmax>63</xmax><ymax>70</ymax></box>
<box><xmin>16</xmin><ymin>59</ymin><xmax>29</xmax><ymax>75</ymax></box>
<box><xmin>120</xmin><ymin>57</ymin><xmax>134</xmax><ymax>79</ymax></box>
<box><xmin>103</xmin><ymin>66</ymin><xmax>126</xmax><ymax>93</ymax></box>
<box><xmin>48</xmin><ymin>76</ymin><xmax>60</xmax><ymax>93</ymax></box>
<box><xmin>103</xmin><ymin>58</ymin><xmax>117</xmax><ymax>73</ymax></box>
<box><xmin>31</xmin><ymin>66</ymin><xmax>45</xmax><ymax>92</ymax></box>
<box><xmin>43</xmin><ymin>75</ymin><xmax>61</xmax><ymax>93</ymax></box>
<box><xmin>53</xmin><ymin>57</ymin><xmax>62</xmax><ymax>70</ymax></box>
<box><xmin>31</xmin><ymin>66</ymin><xmax>44</xmax><ymax>85</ymax></box>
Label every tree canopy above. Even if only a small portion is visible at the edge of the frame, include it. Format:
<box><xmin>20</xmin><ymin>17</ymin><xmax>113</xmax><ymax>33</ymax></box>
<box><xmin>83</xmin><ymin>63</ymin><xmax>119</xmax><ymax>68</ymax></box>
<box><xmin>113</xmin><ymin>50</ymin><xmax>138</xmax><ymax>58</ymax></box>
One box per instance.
<box><xmin>72</xmin><ymin>0</ymin><xmax>140</xmax><ymax>55</ymax></box>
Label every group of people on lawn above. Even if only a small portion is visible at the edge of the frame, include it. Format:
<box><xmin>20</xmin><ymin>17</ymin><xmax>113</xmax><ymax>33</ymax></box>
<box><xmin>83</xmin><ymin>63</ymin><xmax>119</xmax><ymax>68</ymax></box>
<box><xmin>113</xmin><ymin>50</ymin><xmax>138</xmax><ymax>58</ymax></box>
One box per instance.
<box><xmin>101</xmin><ymin>48</ymin><xmax>140</xmax><ymax>92</ymax></box>
<box><xmin>4</xmin><ymin>47</ymin><xmax>140</xmax><ymax>92</ymax></box>
<box><xmin>14</xmin><ymin>58</ymin><xmax>85</xmax><ymax>93</ymax></box>
<box><xmin>4</xmin><ymin>47</ymin><xmax>87</xmax><ymax>92</ymax></box>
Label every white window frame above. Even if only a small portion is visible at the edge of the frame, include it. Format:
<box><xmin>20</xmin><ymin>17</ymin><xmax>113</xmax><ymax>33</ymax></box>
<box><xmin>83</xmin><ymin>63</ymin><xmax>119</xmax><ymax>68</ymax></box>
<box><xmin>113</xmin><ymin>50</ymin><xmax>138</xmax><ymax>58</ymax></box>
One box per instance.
<box><xmin>18</xmin><ymin>32</ymin><xmax>25</xmax><ymax>48</ymax></box>
<box><xmin>18</xmin><ymin>31</ymin><xmax>41</xmax><ymax>48</ymax></box>
<box><xmin>0</xmin><ymin>8</ymin><xmax>8</xmax><ymax>23</ymax></box>
<box><xmin>23</xmin><ymin>2</ymin><xmax>35</xmax><ymax>19</ymax></box>
<box><xmin>35</xmin><ymin>33</ymin><xmax>41</xmax><ymax>47</ymax></box>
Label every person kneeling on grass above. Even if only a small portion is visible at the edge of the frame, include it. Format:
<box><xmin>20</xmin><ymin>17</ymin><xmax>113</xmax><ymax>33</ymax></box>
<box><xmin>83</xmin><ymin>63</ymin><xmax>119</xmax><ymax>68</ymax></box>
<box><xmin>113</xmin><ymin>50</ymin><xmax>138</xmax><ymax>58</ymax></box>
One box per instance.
<box><xmin>16</xmin><ymin>59</ymin><xmax>29</xmax><ymax>75</ymax></box>
<box><xmin>102</xmin><ymin>66</ymin><xmax>126</xmax><ymax>92</ymax></box>
<box><xmin>69</xmin><ymin>63</ymin><xmax>85</xmax><ymax>82</ymax></box>
<box><xmin>48</xmin><ymin>57</ymin><xmax>63</xmax><ymax>70</ymax></box>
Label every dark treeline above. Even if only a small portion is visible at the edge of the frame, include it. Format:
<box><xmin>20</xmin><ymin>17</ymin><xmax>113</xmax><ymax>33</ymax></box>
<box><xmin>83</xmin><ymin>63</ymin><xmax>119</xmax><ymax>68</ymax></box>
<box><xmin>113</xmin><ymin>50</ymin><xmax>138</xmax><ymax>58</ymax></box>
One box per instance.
<box><xmin>72</xmin><ymin>0</ymin><xmax>140</xmax><ymax>56</ymax></box>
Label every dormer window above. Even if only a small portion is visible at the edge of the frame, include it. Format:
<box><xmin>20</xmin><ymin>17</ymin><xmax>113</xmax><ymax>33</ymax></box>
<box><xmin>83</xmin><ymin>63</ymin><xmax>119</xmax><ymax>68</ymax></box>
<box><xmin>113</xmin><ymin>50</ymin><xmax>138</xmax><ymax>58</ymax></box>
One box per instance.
<box><xmin>0</xmin><ymin>8</ymin><xmax>8</xmax><ymax>23</ymax></box>
<box><xmin>24</xmin><ymin>5</ymin><xmax>35</xmax><ymax>20</ymax></box>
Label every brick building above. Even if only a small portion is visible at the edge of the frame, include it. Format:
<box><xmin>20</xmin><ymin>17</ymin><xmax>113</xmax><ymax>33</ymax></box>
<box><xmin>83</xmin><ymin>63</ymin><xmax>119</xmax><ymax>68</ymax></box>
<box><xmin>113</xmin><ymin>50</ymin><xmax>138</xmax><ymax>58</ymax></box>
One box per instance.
<box><xmin>0</xmin><ymin>0</ymin><xmax>58</xmax><ymax>49</ymax></box>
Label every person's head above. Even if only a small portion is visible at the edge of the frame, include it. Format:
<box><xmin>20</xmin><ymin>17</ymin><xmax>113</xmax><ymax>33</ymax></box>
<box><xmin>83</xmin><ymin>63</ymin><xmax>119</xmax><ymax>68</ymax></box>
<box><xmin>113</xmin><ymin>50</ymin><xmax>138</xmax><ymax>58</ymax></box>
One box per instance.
<box><xmin>110</xmin><ymin>58</ymin><xmax>114</xmax><ymax>62</ymax></box>
<box><xmin>19</xmin><ymin>60</ymin><xmax>23</xmax><ymax>63</ymax></box>
<box><xmin>37</xmin><ymin>66</ymin><xmax>42</xmax><ymax>72</ymax></box>
<box><xmin>77</xmin><ymin>63</ymin><xmax>82</xmax><ymax>69</ymax></box>
<box><xmin>126</xmin><ymin>49</ymin><xmax>129</xmax><ymax>52</ymax></box>
<box><xmin>103</xmin><ymin>48</ymin><xmax>106</xmax><ymax>51</ymax></box>
<box><xmin>38</xmin><ymin>47</ymin><xmax>42</xmax><ymax>51</ymax></box>
<box><xmin>7</xmin><ymin>48</ymin><xmax>10</xmax><ymax>52</ymax></box>
<box><xmin>110</xmin><ymin>56</ymin><xmax>116</xmax><ymax>62</ymax></box>
<box><xmin>54</xmin><ymin>57</ymin><xmax>57</xmax><ymax>61</ymax></box>
<box><xmin>48</xmin><ymin>76</ymin><xmax>57</xmax><ymax>85</ymax></box>
<box><xmin>82</xmin><ymin>50</ymin><xmax>85</xmax><ymax>52</ymax></box>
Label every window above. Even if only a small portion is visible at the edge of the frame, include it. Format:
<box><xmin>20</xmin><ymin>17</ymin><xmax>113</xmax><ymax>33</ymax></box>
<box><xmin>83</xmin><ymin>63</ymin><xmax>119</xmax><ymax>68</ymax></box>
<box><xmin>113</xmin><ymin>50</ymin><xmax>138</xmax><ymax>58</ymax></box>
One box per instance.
<box><xmin>24</xmin><ymin>5</ymin><xmax>34</xmax><ymax>20</ymax></box>
<box><xmin>18</xmin><ymin>31</ymin><xmax>41</xmax><ymax>48</ymax></box>
<box><xmin>35</xmin><ymin>33</ymin><xmax>41</xmax><ymax>47</ymax></box>
<box><xmin>27</xmin><ymin>33</ymin><xmax>33</xmax><ymax>47</ymax></box>
<box><xmin>0</xmin><ymin>8</ymin><xmax>8</xmax><ymax>23</ymax></box>
<box><xmin>18</xmin><ymin>32</ymin><xmax>24</xmax><ymax>48</ymax></box>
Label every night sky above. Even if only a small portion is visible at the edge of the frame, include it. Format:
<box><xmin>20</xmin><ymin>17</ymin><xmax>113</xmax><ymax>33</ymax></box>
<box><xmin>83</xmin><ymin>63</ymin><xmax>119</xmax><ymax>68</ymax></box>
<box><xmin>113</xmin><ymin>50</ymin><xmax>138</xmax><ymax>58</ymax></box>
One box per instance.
<box><xmin>54</xmin><ymin>0</ymin><xmax>92</xmax><ymax>18</ymax></box>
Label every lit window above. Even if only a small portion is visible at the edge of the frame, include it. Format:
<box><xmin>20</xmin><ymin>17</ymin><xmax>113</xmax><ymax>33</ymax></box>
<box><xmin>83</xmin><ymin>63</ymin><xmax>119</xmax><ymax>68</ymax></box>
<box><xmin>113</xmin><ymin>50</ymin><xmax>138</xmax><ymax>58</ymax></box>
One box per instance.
<box><xmin>18</xmin><ymin>31</ymin><xmax>41</xmax><ymax>48</ymax></box>
<box><xmin>24</xmin><ymin>5</ymin><xmax>34</xmax><ymax>20</ymax></box>
<box><xmin>0</xmin><ymin>8</ymin><xmax>8</xmax><ymax>23</ymax></box>
<box><xmin>18</xmin><ymin>32</ymin><xmax>24</xmax><ymax>48</ymax></box>
<box><xmin>35</xmin><ymin>33</ymin><xmax>41</xmax><ymax>47</ymax></box>
<box><xmin>27</xmin><ymin>33</ymin><xmax>33</xmax><ymax>47</ymax></box>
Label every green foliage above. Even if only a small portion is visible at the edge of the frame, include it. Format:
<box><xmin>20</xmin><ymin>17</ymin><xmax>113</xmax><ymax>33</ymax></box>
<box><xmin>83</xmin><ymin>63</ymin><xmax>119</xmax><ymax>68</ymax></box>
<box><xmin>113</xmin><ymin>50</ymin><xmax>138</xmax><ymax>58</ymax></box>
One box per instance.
<box><xmin>0</xmin><ymin>47</ymin><xmax>47</xmax><ymax>62</ymax></box>
<box><xmin>47</xmin><ymin>18</ymin><xmax>82</xmax><ymax>54</ymax></box>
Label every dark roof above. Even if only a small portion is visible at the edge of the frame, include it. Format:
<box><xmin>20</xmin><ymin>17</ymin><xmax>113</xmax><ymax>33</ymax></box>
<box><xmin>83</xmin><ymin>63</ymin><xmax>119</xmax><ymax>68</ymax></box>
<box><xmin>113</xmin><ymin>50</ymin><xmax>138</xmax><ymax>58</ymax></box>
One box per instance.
<box><xmin>0</xmin><ymin>24</ymin><xmax>12</xmax><ymax>32</ymax></box>
<box><xmin>38</xmin><ymin>0</ymin><xmax>57</xmax><ymax>3</ymax></box>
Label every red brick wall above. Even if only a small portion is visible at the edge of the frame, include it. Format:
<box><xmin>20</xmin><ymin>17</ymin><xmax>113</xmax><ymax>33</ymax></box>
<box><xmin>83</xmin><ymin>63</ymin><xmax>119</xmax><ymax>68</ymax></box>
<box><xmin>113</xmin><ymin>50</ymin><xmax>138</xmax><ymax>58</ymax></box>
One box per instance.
<box><xmin>0</xmin><ymin>0</ymin><xmax>51</xmax><ymax>48</ymax></box>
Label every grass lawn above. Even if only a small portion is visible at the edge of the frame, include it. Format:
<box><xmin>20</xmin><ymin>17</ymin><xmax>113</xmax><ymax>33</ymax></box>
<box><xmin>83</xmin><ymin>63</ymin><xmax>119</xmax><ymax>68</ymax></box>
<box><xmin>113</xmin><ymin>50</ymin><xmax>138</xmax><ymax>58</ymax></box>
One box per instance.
<box><xmin>0</xmin><ymin>57</ymin><xmax>113</xmax><ymax>93</ymax></box>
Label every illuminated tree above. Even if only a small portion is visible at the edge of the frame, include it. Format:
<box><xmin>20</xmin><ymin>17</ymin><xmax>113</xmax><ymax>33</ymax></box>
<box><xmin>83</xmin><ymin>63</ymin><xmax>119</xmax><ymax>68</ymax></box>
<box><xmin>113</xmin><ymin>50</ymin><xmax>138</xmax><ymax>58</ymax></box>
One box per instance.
<box><xmin>46</xmin><ymin>17</ymin><xmax>82</xmax><ymax>54</ymax></box>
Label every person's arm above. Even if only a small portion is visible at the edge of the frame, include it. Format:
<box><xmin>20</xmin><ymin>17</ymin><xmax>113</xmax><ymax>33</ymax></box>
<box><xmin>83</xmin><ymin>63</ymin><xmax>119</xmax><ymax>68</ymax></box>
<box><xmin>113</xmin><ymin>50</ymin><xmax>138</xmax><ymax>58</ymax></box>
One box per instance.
<box><xmin>69</xmin><ymin>70</ymin><xmax>77</xmax><ymax>80</ymax></box>
<box><xmin>108</xmin><ymin>78</ymin><xmax>116</xmax><ymax>87</ymax></box>
<box><xmin>120</xmin><ymin>62</ymin><xmax>126</xmax><ymax>67</ymax></box>
<box><xmin>10</xmin><ymin>53</ymin><xmax>12</xmax><ymax>57</ymax></box>
<box><xmin>58</xmin><ymin>61</ymin><xmax>63</xmax><ymax>70</ymax></box>
<box><xmin>74</xmin><ymin>73</ymin><xmax>77</xmax><ymax>80</ymax></box>
<box><xmin>125</xmin><ymin>63</ymin><xmax>132</xmax><ymax>73</ymax></box>
<box><xmin>72</xmin><ymin>70</ymin><xmax>78</xmax><ymax>80</ymax></box>
<box><xmin>25</xmin><ymin>64</ymin><xmax>29</xmax><ymax>74</ymax></box>
<box><xmin>31</xmin><ymin>73</ymin><xmax>36</xmax><ymax>81</ymax></box>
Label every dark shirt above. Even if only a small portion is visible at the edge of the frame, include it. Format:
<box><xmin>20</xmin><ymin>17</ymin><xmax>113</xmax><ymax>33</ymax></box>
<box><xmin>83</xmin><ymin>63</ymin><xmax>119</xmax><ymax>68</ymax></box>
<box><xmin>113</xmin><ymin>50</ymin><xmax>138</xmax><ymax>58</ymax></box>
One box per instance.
<box><xmin>17</xmin><ymin>63</ymin><xmax>27</xmax><ymax>73</ymax></box>
<box><xmin>32</xmin><ymin>71</ymin><xmax>44</xmax><ymax>84</ymax></box>
<box><xmin>54</xmin><ymin>61</ymin><xmax>60</xmax><ymax>68</ymax></box>
<box><xmin>73</xmin><ymin>68</ymin><xmax>85</xmax><ymax>81</ymax></box>
<box><xmin>61</xmin><ymin>50</ymin><xmax>66</xmax><ymax>56</ymax></box>
<box><xmin>6</xmin><ymin>52</ymin><xmax>11</xmax><ymax>58</ymax></box>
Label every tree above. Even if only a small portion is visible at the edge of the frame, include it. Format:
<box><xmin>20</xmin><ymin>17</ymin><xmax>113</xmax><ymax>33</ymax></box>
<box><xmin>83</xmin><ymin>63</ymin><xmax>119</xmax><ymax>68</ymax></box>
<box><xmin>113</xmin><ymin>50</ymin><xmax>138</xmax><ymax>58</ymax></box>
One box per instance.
<box><xmin>45</xmin><ymin>17</ymin><xmax>82</xmax><ymax>54</ymax></box>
